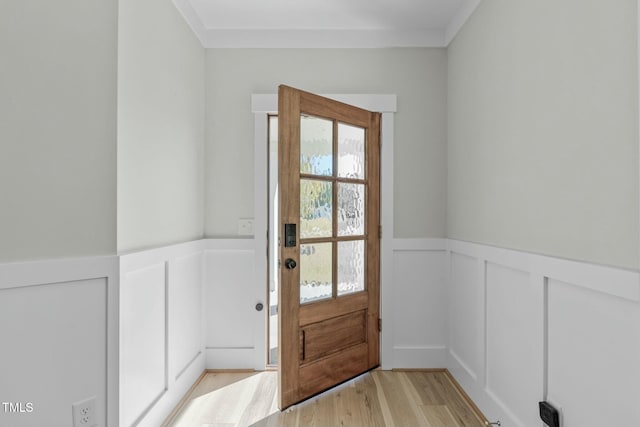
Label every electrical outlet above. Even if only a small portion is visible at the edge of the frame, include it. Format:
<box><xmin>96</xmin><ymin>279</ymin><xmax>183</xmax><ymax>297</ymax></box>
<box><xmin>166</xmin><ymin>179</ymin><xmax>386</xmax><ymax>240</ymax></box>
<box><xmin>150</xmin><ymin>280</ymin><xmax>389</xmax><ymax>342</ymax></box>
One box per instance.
<box><xmin>72</xmin><ymin>397</ymin><xmax>97</xmax><ymax>427</ymax></box>
<box><xmin>539</xmin><ymin>401</ymin><xmax>560</xmax><ymax>427</ymax></box>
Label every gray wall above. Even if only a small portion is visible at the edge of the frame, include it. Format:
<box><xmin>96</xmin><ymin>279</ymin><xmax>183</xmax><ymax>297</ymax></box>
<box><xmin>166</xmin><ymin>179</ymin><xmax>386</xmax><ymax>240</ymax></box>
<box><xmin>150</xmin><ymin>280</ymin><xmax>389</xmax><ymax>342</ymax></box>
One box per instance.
<box><xmin>447</xmin><ymin>0</ymin><xmax>639</xmax><ymax>269</ymax></box>
<box><xmin>117</xmin><ymin>0</ymin><xmax>205</xmax><ymax>253</ymax></box>
<box><xmin>205</xmin><ymin>48</ymin><xmax>448</xmax><ymax>239</ymax></box>
<box><xmin>0</xmin><ymin>0</ymin><xmax>117</xmax><ymax>261</ymax></box>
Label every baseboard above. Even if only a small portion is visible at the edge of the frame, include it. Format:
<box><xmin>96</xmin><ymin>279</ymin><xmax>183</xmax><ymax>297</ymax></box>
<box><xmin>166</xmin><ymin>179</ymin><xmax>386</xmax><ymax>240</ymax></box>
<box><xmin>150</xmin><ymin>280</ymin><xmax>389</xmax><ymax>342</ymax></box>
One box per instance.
<box><xmin>160</xmin><ymin>370</ymin><xmax>208</xmax><ymax>427</ymax></box>
<box><xmin>134</xmin><ymin>351</ymin><xmax>206</xmax><ymax>427</ymax></box>
<box><xmin>205</xmin><ymin>348</ymin><xmax>258</xmax><ymax>369</ymax></box>
<box><xmin>443</xmin><ymin>369</ymin><xmax>489</xmax><ymax>425</ymax></box>
<box><xmin>392</xmin><ymin>346</ymin><xmax>448</xmax><ymax>369</ymax></box>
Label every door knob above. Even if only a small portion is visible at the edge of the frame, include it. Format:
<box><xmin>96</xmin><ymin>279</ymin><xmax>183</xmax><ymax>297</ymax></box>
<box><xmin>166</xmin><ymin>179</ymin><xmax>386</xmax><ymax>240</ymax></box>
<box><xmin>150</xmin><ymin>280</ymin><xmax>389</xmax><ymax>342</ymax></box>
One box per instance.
<box><xmin>284</xmin><ymin>258</ymin><xmax>297</xmax><ymax>269</ymax></box>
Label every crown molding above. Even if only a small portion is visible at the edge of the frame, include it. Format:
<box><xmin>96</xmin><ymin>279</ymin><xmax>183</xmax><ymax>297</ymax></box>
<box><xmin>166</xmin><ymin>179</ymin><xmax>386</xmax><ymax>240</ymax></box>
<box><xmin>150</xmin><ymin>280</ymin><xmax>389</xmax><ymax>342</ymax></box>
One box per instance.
<box><xmin>174</xmin><ymin>0</ymin><xmax>482</xmax><ymax>48</ymax></box>
<box><xmin>172</xmin><ymin>0</ymin><xmax>208</xmax><ymax>46</ymax></box>
<box><xmin>445</xmin><ymin>0</ymin><xmax>482</xmax><ymax>45</ymax></box>
<box><xmin>201</xmin><ymin>28</ymin><xmax>446</xmax><ymax>49</ymax></box>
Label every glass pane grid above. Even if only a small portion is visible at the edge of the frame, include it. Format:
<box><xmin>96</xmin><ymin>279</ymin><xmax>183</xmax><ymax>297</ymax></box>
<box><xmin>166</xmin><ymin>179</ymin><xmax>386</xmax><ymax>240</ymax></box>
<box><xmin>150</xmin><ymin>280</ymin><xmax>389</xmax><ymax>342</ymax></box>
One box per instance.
<box><xmin>299</xmin><ymin>117</ymin><xmax>368</xmax><ymax>304</ymax></box>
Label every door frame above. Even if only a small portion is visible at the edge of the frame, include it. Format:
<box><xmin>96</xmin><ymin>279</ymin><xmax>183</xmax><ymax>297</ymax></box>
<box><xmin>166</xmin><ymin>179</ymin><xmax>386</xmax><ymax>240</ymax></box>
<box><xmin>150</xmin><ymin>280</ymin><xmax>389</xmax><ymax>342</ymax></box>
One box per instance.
<box><xmin>251</xmin><ymin>93</ymin><xmax>397</xmax><ymax>370</ymax></box>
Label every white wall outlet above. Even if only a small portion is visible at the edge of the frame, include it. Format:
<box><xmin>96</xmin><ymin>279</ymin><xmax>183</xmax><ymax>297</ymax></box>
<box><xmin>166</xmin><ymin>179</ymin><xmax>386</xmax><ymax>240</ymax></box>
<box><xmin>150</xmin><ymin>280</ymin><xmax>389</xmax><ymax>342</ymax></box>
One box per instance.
<box><xmin>72</xmin><ymin>396</ymin><xmax>97</xmax><ymax>427</ymax></box>
<box><xmin>238</xmin><ymin>218</ymin><xmax>254</xmax><ymax>235</ymax></box>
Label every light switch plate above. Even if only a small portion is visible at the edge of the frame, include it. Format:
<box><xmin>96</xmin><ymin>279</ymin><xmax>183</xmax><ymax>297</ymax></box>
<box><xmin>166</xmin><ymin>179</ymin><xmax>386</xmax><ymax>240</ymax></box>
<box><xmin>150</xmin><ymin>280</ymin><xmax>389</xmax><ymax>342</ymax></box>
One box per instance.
<box><xmin>238</xmin><ymin>218</ymin><xmax>254</xmax><ymax>235</ymax></box>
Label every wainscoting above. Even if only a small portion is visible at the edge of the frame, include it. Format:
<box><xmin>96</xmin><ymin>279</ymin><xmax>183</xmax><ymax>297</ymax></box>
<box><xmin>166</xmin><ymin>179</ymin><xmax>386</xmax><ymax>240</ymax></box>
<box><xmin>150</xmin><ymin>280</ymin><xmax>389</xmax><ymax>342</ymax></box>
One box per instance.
<box><xmin>447</xmin><ymin>239</ymin><xmax>640</xmax><ymax>427</ymax></box>
<box><xmin>119</xmin><ymin>237</ymin><xmax>450</xmax><ymax>425</ymax></box>
<box><xmin>204</xmin><ymin>239</ymin><xmax>264</xmax><ymax>369</ymax></box>
<box><xmin>119</xmin><ymin>240</ymin><xmax>205</xmax><ymax>427</ymax></box>
<box><xmin>0</xmin><ymin>256</ymin><xmax>119</xmax><ymax>427</ymax></box>
<box><xmin>386</xmin><ymin>239</ymin><xmax>448</xmax><ymax>368</ymax></box>
<box><xmin>3</xmin><ymin>237</ymin><xmax>639</xmax><ymax>426</ymax></box>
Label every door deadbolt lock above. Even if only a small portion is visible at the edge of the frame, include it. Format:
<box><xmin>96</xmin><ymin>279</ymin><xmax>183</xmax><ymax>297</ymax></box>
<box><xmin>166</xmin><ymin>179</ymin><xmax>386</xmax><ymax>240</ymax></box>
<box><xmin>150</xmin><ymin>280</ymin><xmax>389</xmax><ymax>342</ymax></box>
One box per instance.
<box><xmin>255</xmin><ymin>302</ymin><xmax>264</xmax><ymax>312</ymax></box>
<box><xmin>284</xmin><ymin>224</ymin><xmax>296</xmax><ymax>247</ymax></box>
<box><xmin>284</xmin><ymin>258</ymin><xmax>297</xmax><ymax>270</ymax></box>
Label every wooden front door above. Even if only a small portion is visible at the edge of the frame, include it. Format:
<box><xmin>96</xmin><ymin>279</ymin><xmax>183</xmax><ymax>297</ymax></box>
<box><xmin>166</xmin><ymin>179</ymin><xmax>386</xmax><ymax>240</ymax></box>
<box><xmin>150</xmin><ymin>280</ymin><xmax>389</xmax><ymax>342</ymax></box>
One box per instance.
<box><xmin>278</xmin><ymin>85</ymin><xmax>381</xmax><ymax>409</ymax></box>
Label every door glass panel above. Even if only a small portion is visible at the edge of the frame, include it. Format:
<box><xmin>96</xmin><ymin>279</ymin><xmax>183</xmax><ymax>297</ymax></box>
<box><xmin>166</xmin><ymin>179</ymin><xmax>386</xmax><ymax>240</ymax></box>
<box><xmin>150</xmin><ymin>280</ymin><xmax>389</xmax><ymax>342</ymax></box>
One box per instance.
<box><xmin>337</xmin><ymin>183</ymin><xmax>365</xmax><ymax>237</ymax></box>
<box><xmin>337</xmin><ymin>240</ymin><xmax>365</xmax><ymax>296</ymax></box>
<box><xmin>301</xmin><ymin>115</ymin><xmax>333</xmax><ymax>176</ymax></box>
<box><xmin>338</xmin><ymin>123</ymin><xmax>365</xmax><ymax>179</ymax></box>
<box><xmin>300</xmin><ymin>179</ymin><xmax>332</xmax><ymax>239</ymax></box>
<box><xmin>300</xmin><ymin>243</ymin><xmax>333</xmax><ymax>304</ymax></box>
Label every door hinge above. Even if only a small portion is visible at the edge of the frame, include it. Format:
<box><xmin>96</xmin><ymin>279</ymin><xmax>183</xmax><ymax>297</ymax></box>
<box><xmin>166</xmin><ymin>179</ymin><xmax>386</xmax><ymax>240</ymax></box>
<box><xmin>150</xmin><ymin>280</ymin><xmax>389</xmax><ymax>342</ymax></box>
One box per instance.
<box><xmin>378</xmin><ymin>318</ymin><xmax>382</xmax><ymax>332</ymax></box>
<box><xmin>379</xmin><ymin>225</ymin><xmax>382</xmax><ymax>238</ymax></box>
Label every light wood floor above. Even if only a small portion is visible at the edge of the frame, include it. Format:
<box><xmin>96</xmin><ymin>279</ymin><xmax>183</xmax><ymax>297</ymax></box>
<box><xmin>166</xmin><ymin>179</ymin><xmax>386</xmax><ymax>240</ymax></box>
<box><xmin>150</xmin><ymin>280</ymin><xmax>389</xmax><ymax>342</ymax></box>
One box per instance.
<box><xmin>164</xmin><ymin>370</ymin><xmax>487</xmax><ymax>427</ymax></box>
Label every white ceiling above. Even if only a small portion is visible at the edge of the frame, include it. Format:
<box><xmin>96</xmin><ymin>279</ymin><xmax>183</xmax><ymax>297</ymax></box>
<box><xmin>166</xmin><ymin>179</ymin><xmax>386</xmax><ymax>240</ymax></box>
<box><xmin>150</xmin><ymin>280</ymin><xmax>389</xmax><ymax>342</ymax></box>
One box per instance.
<box><xmin>173</xmin><ymin>0</ymin><xmax>482</xmax><ymax>48</ymax></box>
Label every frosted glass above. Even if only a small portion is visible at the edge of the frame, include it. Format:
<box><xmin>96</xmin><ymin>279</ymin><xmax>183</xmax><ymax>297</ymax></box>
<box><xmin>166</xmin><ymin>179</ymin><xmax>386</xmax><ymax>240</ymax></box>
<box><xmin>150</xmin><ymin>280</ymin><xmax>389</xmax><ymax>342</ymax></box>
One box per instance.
<box><xmin>338</xmin><ymin>183</ymin><xmax>365</xmax><ymax>236</ymax></box>
<box><xmin>300</xmin><ymin>179</ymin><xmax>333</xmax><ymax>239</ymax></box>
<box><xmin>300</xmin><ymin>243</ymin><xmax>333</xmax><ymax>304</ymax></box>
<box><xmin>338</xmin><ymin>123</ymin><xmax>365</xmax><ymax>179</ymax></box>
<box><xmin>338</xmin><ymin>240</ymin><xmax>365</xmax><ymax>296</ymax></box>
<box><xmin>301</xmin><ymin>115</ymin><xmax>333</xmax><ymax>176</ymax></box>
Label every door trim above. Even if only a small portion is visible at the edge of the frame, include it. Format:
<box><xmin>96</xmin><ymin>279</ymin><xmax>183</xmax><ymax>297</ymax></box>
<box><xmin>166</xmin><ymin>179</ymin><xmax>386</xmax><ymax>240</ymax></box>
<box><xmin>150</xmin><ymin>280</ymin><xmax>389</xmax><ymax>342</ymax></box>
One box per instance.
<box><xmin>252</xmin><ymin>93</ymin><xmax>397</xmax><ymax>370</ymax></box>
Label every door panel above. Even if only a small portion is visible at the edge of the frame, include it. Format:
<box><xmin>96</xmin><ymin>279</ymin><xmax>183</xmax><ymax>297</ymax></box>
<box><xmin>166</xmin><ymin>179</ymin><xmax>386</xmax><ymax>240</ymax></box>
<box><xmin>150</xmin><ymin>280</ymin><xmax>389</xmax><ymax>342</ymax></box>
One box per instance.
<box><xmin>278</xmin><ymin>85</ymin><xmax>381</xmax><ymax>409</ymax></box>
<box><xmin>300</xmin><ymin>310</ymin><xmax>367</xmax><ymax>363</ymax></box>
<box><xmin>298</xmin><ymin>343</ymin><xmax>370</xmax><ymax>396</ymax></box>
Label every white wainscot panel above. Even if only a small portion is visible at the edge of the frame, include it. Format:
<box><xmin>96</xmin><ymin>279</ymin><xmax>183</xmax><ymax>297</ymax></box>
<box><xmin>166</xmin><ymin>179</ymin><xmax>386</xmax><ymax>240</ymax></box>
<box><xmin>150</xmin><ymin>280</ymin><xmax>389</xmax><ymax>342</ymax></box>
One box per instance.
<box><xmin>205</xmin><ymin>248</ymin><xmax>256</xmax><ymax>368</ymax></box>
<box><xmin>120</xmin><ymin>263</ymin><xmax>167</xmax><ymax>427</ymax></box>
<box><xmin>449</xmin><ymin>252</ymin><xmax>483</xmax><ymax>380</ymax></box>
<box><xmin>486</xmin><ymin>263</ymin><xmax>543</xmax><ymax>427</ymax></box>
<box><xmin>392</xmin><ymin>249</ymin><xmax>447</xmax><ymax>367</ymax></box>
<box><xmin>0</xmin><ymin>279</ymin><xmax>107</xmax><ymax>427</ymax></box>
<box><xmin>548</xmin><ymin>279</ymin><xmax>640</xmax><ymax>427</ymax></box>
<box><xmin>169</xmin><ymin>252</ymin><xmax>203</xmax><ymax>382</ymax></box>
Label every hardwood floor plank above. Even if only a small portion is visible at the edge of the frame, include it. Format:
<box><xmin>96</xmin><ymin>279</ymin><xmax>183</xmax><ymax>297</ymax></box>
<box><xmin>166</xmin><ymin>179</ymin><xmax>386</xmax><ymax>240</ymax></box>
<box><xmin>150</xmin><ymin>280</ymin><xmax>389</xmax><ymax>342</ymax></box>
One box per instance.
<box><xmin>165</xmin><ymin>370</ymin><xmax>487</xmax><ymax>427</ymax></box>
<box><xmin>328</xmin><ymin>374</ymin><xmax>386</xmax><ymax>427</ymax></box>
<box><xmin>370</xmin><ymin>372</ymin><xmax>396</xmax><ymax>427</ymax></box>
<box><xmin>169</xmin><ymin>373</ymin><xmax>264</xmax><ymax>426</ymax></box>
<box><xmin>407</xmin><ymin>371</ymin><xmax>449</xmax><ymax>406</ymax></box>
<box><xmin>372</xmin><ymin>371</ymin><xmax>425</xmax><ymax>426</ymax></box>
<box><xmin>351</xmin><ymin>373</ymin><xmax>387</xmax><ymax>427</ymax></box>
<box><xmin>419</xmin><ymin>405</ymin><xmax>459</xmax><ymax>427</ymax></box>
<box><xmin>237</xmin><ymin>372</ymin><xmax>279</xmax><ymax>427</ymax></box>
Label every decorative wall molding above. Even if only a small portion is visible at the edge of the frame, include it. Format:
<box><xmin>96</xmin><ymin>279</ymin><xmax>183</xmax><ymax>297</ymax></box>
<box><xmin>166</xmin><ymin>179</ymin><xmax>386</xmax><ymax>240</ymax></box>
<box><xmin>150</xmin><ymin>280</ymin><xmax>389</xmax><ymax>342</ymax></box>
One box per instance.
<box><xmin>392</xmin><ymin>238</ymin><xmax>448</xmax><ymax>252</ymax></box>
<box><xmin>119</xmin><ymin>240</ymin><xmax>205</xmax><ymax>427</ymax></box>
<box><xmin>387</xmin><ymin>238</ymin><xmax>447</xmax><ymax>369</ymax></box>
<box><xmin>3</xmin><ymin>233</ymin><xmax>639</xmax><ymax>426</ymax></box>
<box><xmin>0</xmin><ymin>256</ymin><xmax>119</xmax><ymax>427</ymax></box>
<box><xmin>446</xmin><ymin>239</ymin><xmax>640</xmax><ymax>427</ymax></box>
<box><xmin>0</xmin><ymin>255</ymin><xmax>118</xmax><ymax>290</ymax></box>
<box><xmin>203</xmin><ymin>238</ymin><xmax>262</xmax><ymax>369</ymax></box>
<box><xmin>119</xmin><ymin>240</ymin><xmax>204</xmax><ymax>272</ymax></box>
<box><xmin>448</xmin><ymin>239</ymin><xmax>640</xmax><ymax>302</ymax></box>
<box><xmin>450</xmin><ymin>349</ymin><xmax>478</xmax><ymax>382</ymax></box>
